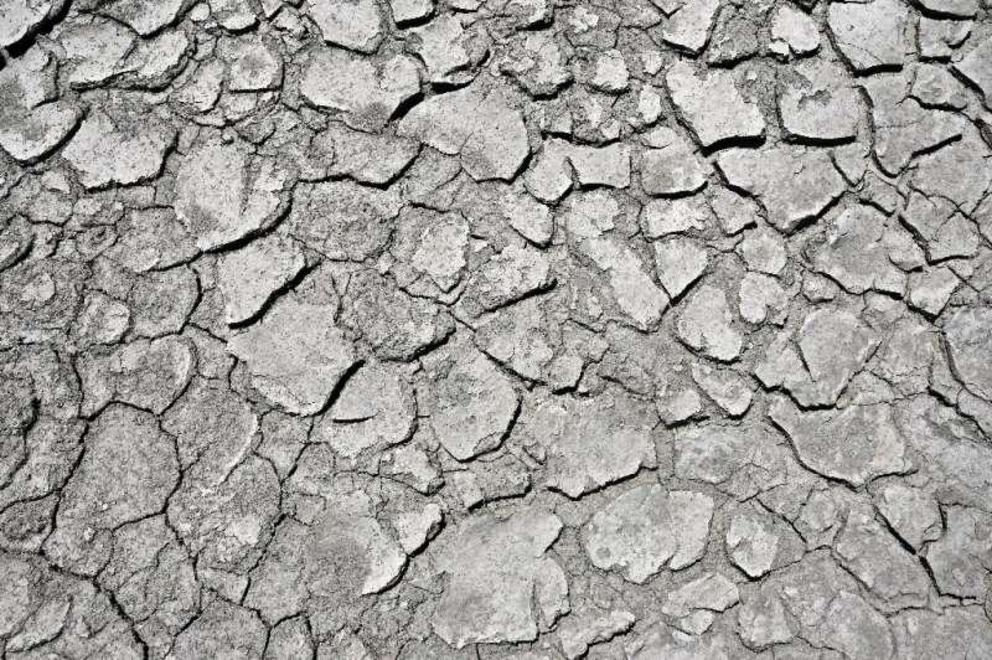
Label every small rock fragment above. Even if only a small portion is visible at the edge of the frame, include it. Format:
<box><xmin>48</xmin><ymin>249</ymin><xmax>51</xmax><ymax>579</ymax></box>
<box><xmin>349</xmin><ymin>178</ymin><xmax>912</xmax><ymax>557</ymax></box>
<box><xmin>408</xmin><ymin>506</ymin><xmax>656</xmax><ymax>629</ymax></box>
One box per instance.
<box><xmin>662</xmin><ymin>0</ymin><xmax>720</xmax><ymax>55</ymax></box>
<box><xmin>828</xmin><ymin>0</ymin><xmax>911</xmax><ymax>73</ymax></box>
<box><xmin>175</xmin><ymin>141</ymin><xmax>290</xmax><ymax>251</ymax></box>
<box><xmin>715</xmin><ymin>145</ymin><xmax>846</xmax><ymax>232</ymax></box>
<box><xmin>769</xmin><ymin>398</ymin><xmax>911</xmax><ymax>487</ymax></box>
<box><xmin>676</xmin><ymin>284</ymin><xmax>744</xmax><ymax>362</ymax></box>
<box><xmin>432</xmin><ymin>509</ymin><xmax>568</xmax><ymax>648</ymax></box>
<box><xmin>666</xmin><ymin>61</ymin><xmax>766</xmax><ymax>150</ymax></box>
<box><xmin>583</xmin><ymin>485</ymin><xmax>714</xmax><ymax>582</ymax></box>
<box><xmin>517</xmin><ymin>390</ymin><xmax>658</xmax><ymax>498</ymax></box>
<box><xmin>422</xmin><ymin>338</ymin><xmax>519</xmax><ymax>461</ymax></box>
<box><xmin>301</xmin><ymin>48</ymin><xmax>420</xmax><ymax>132</ymax></box>
<box><xmin>217</xmin><ymin>235</ymin><xmax>305</xmax><ymax>325</ymax></box>
<box><xmin>227</xmin><ymin>295</ymin><xmax>357</xmax><ymax>416</ymax></box>
<box><xmin>306</xmin><ymin>0</ymin><xmax>384</xmax><ymax>53</ymax></box>
<box><xmin>62</xmin><ymin>108</ymin><xmax>174</xmax><ymax>190</ymax></box>
<box><xmin>557</xmin><ymin>609</ymin><xmax>636</xmax><ymax>659</ymax></box>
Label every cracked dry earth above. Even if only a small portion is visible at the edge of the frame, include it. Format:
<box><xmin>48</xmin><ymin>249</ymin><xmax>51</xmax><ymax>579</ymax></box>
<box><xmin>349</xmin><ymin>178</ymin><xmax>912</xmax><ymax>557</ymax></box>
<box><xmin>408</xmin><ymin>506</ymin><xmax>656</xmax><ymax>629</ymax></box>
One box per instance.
<box><xmin>7</xmin><ymin>1</ymin><xmax>992</xmax><ymax>660</ymax></box>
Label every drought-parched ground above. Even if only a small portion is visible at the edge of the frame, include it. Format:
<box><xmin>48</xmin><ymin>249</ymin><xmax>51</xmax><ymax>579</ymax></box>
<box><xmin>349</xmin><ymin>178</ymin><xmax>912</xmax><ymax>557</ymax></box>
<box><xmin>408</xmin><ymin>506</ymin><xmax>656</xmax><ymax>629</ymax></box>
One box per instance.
<box><xmin>3</xmin><ymin>0</ymin><xmax>992</xmax><ymax>657</ymax></box>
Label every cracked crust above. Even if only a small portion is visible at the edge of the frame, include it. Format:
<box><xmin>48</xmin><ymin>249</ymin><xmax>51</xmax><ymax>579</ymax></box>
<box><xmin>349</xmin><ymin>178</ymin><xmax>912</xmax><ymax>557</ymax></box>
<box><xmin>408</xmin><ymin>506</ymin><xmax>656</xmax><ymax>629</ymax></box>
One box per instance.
<box><xmin>2</xmin><ymin>0</ymin><xmax>992</xmax><ymax>658</ymax></box>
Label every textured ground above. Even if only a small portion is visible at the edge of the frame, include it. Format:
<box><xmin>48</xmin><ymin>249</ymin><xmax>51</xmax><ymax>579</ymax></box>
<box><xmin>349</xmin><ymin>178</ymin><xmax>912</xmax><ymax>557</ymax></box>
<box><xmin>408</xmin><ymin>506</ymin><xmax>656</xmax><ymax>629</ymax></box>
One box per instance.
<box><xmin>3</xmin><ymin>0</ymin><xmax>992</xmax><ymax>658</ymax></box>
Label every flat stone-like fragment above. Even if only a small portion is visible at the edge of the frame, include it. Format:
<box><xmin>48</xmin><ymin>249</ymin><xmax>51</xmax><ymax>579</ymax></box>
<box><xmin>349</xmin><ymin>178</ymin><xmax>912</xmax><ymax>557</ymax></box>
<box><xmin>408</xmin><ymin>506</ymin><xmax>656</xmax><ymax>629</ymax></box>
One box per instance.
<box><xmin>0</xmin><ymin>55</ymin><xmax>82</xmax><ymax>162</ymax></box>
<box><xmin>925</xmin><ymin>505</ymin><xmax>992</xmax><ymax>598</ymax></box>
<box><xmin>524</xmin><ymin>139</ymin><xmax>573</xmax><ymax>202</ymax></box>
<box><xmin>770</xmin><ymin>5</ymin><xmax>820</xmax><ymax>57</ymax></box>
<box><xmin>227</xmin><ymin>296</ymin><xmax>357</xmax><ymax>415</ymax></box>
<box><xmin>78</xmin><ymin>336</ymin><xmax>195</xmax><ymax>416</ymax></box>
<box><xmin>172</xmin><ymin>601</ymin><xmax>266</xmax><ymax>659</ymax></box>
<box><xmin>809</xmin><ymin>205</ymin><xmax>908</xmax><ymax>295</ymax></box>
<box><xmin>674</xmin><ymin>421</ymin><xmax>773</xmax><ymax>488</ymax></box>
<box><xmin>738</xmin><ymin>228</ymin><xmax>786</xmax><ymax>275</ymax></box>
<box><xmin>909</xmin><ymin>133</ymin><xmax>991</xmax><ymax>215</ymax></box>
<box><xmin>306</xmin><ymin>0</ymin><xmax>383</xmax><ymax>52</ymax></box>
<box><xmin>399</xmin><ymin>80</ymin><xmax>529</xmax><ymax>181</ymax></box>
<box><xmin>500</xmin><ymin>187</ymin><xmax>554</xmax><ymax>246</ymax></box>
<box><xmin>500</xmin><ymin>29</ymin><xmax>571</xmax><ymax>97</ymax></box>
<box><xmin>565</xmin><ymin>192</ymin><xmax>670</xmax><ymax>329</ymax></box>
<box><xmin>584</xmin><ymin>48</ymin><xmax>629</xmax><ymax>93</ymax></box>
<box><xmin>209</xmin><ymin>0</ymin><xmax>257</xmax><ymax>30</ymax></box>
<box><xmin>103</xmin><ymin>0</ymin><xmax>185</xmax><ymax>35</ymax></box>
<box><xmin>318</xmin><ymin>124</ymin><xmax>420</xmax><ymax>185</ymax></box>
<box><xmin>0</xmin><ymin>552</ymin><xmax>143</xmax><ymax>657</ymax></box>
<box><xmin>835</xmin><ymin>504</ymin><xmax>931</xmax><ymax>609</ymax></box>
<box><xmin>409</xmin><ymin>15</ymin><xmax>484</xmax><ymax>85</ymax></box>
<box><xmin>954</xmin><ymin>37</ymin><xmax>992</xmax><ymax>108</ymax></box>
<box><xmin>175</xmin><ymin>141</ymin><xmax>290</xmax><ymax>251</ymax></box>
<box><xmin>98</xmin><ymin>516</ymin><xmax>198</xmax><ymax>656</ymax></box>
<box><xmin>518</xmin><ymin>390</ymin><xmax>657</xmax><ymax>498</ymax></box>
<box><xmin>391</xmin><ymin>207</ymin><xmax>468</xmax><ymax>298</ymax></box>
<box><xmin>73</xmin><ymin>292</ymin><xmax>129</xmax><ymax>347</ymax></box>
<box><xmin>422</xmin><ymin>338</ymin><xmax>519</xmax><ymax>461</ymax></box>
<box><xmin>875</xmin><ymin>483</ymin><xmax>942</xmax><ymax>550</ymax></box>
<box><xmin>666</xmin><ymin>61</ymin><xmax>765</xmax><ymax>150</ymax></box>
<box><xmin>432</xmin><ymin>509</ymin><xmax>568</xmax><ymax>648</ymax></box>
<box><xmin>739</xmin><ymin>273</ymin><xmax>789</xmax><ymax>325</ymax></box>
<box><xmin>217</xmin><ymin>234</ymin><xmax>305</xmax><ymax>325</ymax></box>
<box><xmin>390</xmin><ymin>0</ymin><xmax>432</xmax><ymax>24</ymax></box>
<box><xmin>779</xmin><ymin>60</ymin><xmax>862</xmax><ymax>143</ymax></box>
<box><xmin>943</xmin><ymin>307</ymin><xmax>992</xmax><ymax>402</ymax></box>
<box><xmin>220</xmin><ymin>34</ymin><xmax>283</xmax><ymax>91</ymax></box>
<box><xmin>44</xmin><ymin>405</ymin><xmax>179</xmax><ymax>574</ymax></box>
<box><xmin>769</xmin><ymin>398</ymin><xmax>911</xmax><ymax>487</ymax></box>
<box><xmin>166</xmin><ymin>454</ymin><xmax>279</xmax><ymax>584</ymax></box>
<box><xmin>710</xmin><ymin>186</ymin><xmax>760</xmax><ymax>235</ymax></box>
<box><xmin>893</xmin><ymin>608</ymin><xmax>992</xmax><ymax>659</ymax></box>
<box><xmin>314</xmin><ymin>361</ymin><xmax>414</xmax><ymax>458</ymax></box>
<box><xmin>715</xmin><ymin>145</ymin><xmax>846</xmax><ymax>232</ymax></box>
<box><xmin>110</xmin><ymin>208</ymin><xmax>198</xmax><ymax>273</ymax></box>
<box><xmin>557</xmin><ymin>609</ymin><xmax>636</xmax><ymax>659</ymax></box>
<box><xmin>691</xmin><ymin>362</ymin><xmax>754</xmax><ymax>417</ymax></box>
<box><xmin>918</xmin><ymin>17</ymin><xmax>972</xmax><ymax>60</ymax></box>
<box><xmin>301</xmin><ymin>48</ymin><xmax>420</xmax><ymax>132</ymax></box>
<box><xmin>625</xmin><ymin>625</ymin><xmax>740</xmax><ymax>658</ymax></box>
<box><xmin>863</xmin><ymin>73</ymin><xmax>964</xmax><ymax>175</ymax></box>
<box><xmin>60</xmin><ymin>19</ymin><xmax>134</xmax><ymax>89</ymax></box>
<box><xmin>725</xmin><ymin>504</ymin><xmax>793</xmax><ymax>578</ymax></box>
<box><xmin>393</xmin><ymin>503</ymin><xmax>442</xmax><ymax>554</ymax></box>
<box><xmin>755</xmin><ymin>308</ymin><xmax>879</xmax><ymax>407</ymax></box>
<box><xmin>245</xmin><ymin>487</ymin><xmax>407</xmax><ymax>624</ymax></box>
<box><xmin>0</xmin><ymin>101</ymin><xmax>81</xmax><ymax>164</ymax></box>
<box><xmin>568</xmin><ymin>143</ymin><xmax>631</xmax><ymax>188</ymax></box>
<box><xmin>640</xmin><ymin>129</ymin><xmax>708</xmax><ymax>196</ymax></box>
<box><xmin>458</xmin><ymin>242</ymin><xmax>553</xmax><ymax>317</ymax></box>
<box><xmin>828</xmin><ymin>0</ymin><xmax>910</xmax><ymax>73</ymax></box>
<box><xmin>583</xmin><ymin>485</ymin><xmax>713</xmax><ymax>582</ymax></box>
<box><xmin>738</xmin><ymin>553</ymin><xmax>895</xmax><ymax>656</ymax></box>
<box><xmin>473</xmin><ymin>298</ymin><xmax>559</xmax><ymax>382</ymax></box>
<box><xmin>62</xmin><ymin>108</ymin><xmax>174</xmax><ymax>190</ymax></box>
<box><xmin>163</xmin><ymin>378</ymin><xmax>257</xmax><ymax>481</ymax></box>
<box><xmin>654</xmin><ymin>237</ymin><xmax>708</xmax><ymax>298</ymax></box>
<box><xmin>1</xmin><ymin>0</ymin><xmax>58</xmax><ymax>48</ymax></box>
<box><xmin>662</xmin><ymin>573</ymin><xmax>738</xmax><ymax>633</ymax></box>
<box><xmin>676</xmin><ymin>284</ymin><xmax>743</xmax><ymax>362</ymax></box>
<box><xmin>662</xmin><ymin>0</ymin><xmax>720</xmax><ymax>54</ymax></box>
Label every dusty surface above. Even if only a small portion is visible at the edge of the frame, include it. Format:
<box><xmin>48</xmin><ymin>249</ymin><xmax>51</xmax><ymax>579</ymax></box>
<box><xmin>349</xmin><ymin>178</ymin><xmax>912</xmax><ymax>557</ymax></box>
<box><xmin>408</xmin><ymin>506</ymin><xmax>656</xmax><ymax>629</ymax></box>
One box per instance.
<box><xmin>2</xmin><ymin>0</ymin><xmax>992</xmax><ymax>658</ymax></box>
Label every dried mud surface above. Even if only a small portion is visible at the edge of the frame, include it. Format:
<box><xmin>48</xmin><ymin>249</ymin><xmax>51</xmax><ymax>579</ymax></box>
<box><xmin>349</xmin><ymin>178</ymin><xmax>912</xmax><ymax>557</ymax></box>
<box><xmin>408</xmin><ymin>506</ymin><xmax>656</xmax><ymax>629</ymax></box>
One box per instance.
<box><xmin>3</xmin><ymin>0</ymin><xmax>992</xmax><ymax>658</ymax></box>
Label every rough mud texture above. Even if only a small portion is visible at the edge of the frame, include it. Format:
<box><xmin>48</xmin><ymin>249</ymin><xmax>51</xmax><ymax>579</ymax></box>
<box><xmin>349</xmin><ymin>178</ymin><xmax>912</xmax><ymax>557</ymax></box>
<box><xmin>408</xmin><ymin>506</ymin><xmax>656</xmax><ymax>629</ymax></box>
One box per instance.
<box><xmin>4</xmin><ymin>0</ymin><xmax>992</xmax><ymax>658</ymax></box>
